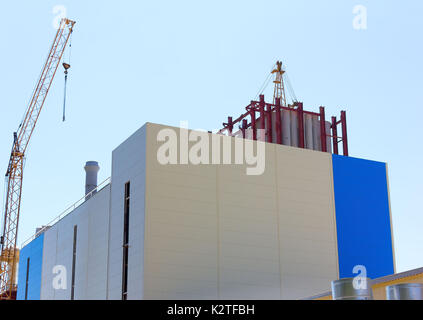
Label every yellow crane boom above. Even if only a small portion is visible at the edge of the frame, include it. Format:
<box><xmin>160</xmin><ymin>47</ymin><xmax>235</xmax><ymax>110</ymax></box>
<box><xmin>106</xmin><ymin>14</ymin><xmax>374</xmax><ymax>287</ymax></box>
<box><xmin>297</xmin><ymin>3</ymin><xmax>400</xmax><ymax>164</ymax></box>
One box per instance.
<box><xmin>0</xmin><ymin>18</ymin><xmax>75</xmax><ymax>300</ymax></box>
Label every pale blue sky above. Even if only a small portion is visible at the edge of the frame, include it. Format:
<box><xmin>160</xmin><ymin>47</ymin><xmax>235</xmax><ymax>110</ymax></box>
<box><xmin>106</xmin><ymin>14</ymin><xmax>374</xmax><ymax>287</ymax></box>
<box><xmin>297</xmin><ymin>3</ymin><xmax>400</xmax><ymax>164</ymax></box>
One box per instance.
<box><xmin>0</xmin><ymin>0</ymin><xmax>422</xmax><ymax>272</ymax></box>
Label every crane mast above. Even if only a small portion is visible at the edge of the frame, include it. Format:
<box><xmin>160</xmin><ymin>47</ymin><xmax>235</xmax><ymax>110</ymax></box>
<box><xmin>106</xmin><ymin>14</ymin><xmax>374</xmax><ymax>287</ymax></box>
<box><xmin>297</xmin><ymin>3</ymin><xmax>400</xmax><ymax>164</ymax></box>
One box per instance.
<box><xmin>0</xmin><ymin>18</ymin><xmax>75</xmax><ymax>300</ymax></box>
<box><xmin>272</xmin><ymin>61</ymin><xmax>287</xmax><ymax>107</ymax></box>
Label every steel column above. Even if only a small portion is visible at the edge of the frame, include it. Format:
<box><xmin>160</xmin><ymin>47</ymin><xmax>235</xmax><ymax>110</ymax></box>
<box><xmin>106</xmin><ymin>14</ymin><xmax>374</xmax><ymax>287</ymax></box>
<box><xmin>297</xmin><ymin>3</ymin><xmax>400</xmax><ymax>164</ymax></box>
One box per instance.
<box><xmin>331</xmin><ymin>116</ymin><xmax>339</xmax><ymax>155</ymax></box>
<box><xmin>297</xmin><ymin>102</ymin><xmax>305</xmax><ymax>148</ymax></box>
<box><xmin>259</xmin><ymin>95</ymin><xmax>265</xmax><ymax>141</ymax></box>
<box><xmin>250</xmin><ymin>103</ymin><xmax>257</xmax><ymax>141</ymax></box>
<box><xmin>341</xmin><ymin>111</ymin><xmax>348</xmax><ymax>156</ymax></box>
<box><xmin>227</xmin><ymin>117</ymin><xmax>233</xmax><ymax>136</ymax></box>
<box><xmin>275</xmin><ymin>98</ymin><xmax>282</xmax><ymax>144</ymax></box>
<box><xmin>266</xmin><ymin>103</ymin><xmax>272</xmax><ymax>143</ymax></box>
<box><xmin>319</xmin><ymin>106</ymin><xmax>327</xmax><ymax>152</ymax></box>
<box><xmin>241</xmin><ymin>119</ymin><xmax>247</xmax><ymax>139</ymax></box>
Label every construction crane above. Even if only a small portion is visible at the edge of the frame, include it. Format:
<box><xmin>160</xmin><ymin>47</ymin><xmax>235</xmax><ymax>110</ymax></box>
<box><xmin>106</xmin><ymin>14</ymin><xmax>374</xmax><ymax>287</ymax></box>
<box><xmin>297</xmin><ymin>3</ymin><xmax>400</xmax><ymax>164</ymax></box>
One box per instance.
<box><xmin>256</xmin><ymin>61</ymin><xmax>298</xmax><ymax>107</ymax></box>
<box><xmin>0</xmin><ymin>18</ymin><xmax>75</xmax><ymax>300</ymax></box>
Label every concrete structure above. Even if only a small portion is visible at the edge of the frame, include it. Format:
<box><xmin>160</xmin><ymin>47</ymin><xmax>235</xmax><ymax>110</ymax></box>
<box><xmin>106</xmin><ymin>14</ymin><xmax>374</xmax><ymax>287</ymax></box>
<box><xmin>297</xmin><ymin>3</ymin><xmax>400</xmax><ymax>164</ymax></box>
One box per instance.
<box><xmin>16</xmin><ymin>122</ymin><xmax>395</xmax><ymax>300</ymax></box>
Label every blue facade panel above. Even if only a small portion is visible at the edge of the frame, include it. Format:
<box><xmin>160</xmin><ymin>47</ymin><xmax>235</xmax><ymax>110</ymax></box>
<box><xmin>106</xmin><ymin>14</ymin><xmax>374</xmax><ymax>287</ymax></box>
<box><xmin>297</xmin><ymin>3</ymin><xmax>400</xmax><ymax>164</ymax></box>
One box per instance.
<box><xmin>16</xmin><ymin>233</ymin><xmax>44</xmax><ymax>300</ymax></box>
<box><xmin>332</xmin><ymin>155</ymin><xmax>394</xmax><ymax>279</ymax></box>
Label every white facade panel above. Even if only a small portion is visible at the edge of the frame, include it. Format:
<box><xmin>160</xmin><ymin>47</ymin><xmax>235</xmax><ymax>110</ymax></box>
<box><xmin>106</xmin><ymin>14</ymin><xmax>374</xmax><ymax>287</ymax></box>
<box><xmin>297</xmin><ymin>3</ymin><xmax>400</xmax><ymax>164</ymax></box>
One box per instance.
<box><xmin>30</xmin><ymin>122</ymin><xmax>339</xmax><ymax>300</ymax></box>
<box><xmin>107</xmin><ymin>124</ymin><xmax>147</xmax><ymax>300</ymax></box>
<box><xmin>85</xmin><ymin>185</ymin><xmax>110</xmax><ymax>299</ymax></box>
<box><xmin>39</xmin><ymin>185</ymin><xmax>110</xmax><ymax>300</ymax></box>
<box><xmin>40</xmin><ymin>225</ymin><xmax>58</xmax><ymax>300</ymax></box>
<box><xmin>142</xmin><ymin>123</ymin><xmax>338</xmax><ymax>300</ymax></box>
<box><xmin>74</xmin><ymin>208</ymin><xmax>89</xmax><ymax>299</ymax></box>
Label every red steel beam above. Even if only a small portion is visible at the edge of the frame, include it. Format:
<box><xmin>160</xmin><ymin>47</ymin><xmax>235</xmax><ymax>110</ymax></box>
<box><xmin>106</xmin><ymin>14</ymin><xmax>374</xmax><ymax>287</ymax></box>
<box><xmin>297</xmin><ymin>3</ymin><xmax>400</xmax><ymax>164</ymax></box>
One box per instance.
<box><xmin>227</xmin><ymin>117</ymin><xmax>233</xmax><ymax>136</ymax></box>
<box><xmin>250</xmin><ymin>104</ymin><xmax>257</xmax><ymax>141</ymax></box>
<box><xmin>275</xmin><ymin>98</ymin><xmax>282</xmax><ymax>145</ymax></box>
<box><xmin>259</xmin><ymin>95</ymin><xmax>265</xmax><ymax>141</ymax></box>
<box><xmin>266</xmin><ymin>103</ymin><xmax>273</xmax><ymax>143</ymax></box>
<box><xmin>331</xmin><ymin>116</ymin><xmax>339</xmax><ymax>155</ymax></box>
<box><xmin>341</xmin><ymin>111</ymin><xmax>348</xmax><ymax>156</ymax></box>
<box><xmin>218</xmin><ymin>99</ymin><xmax>348</xmax><ymax>157</ymax></box>
<box><xmin>219</xmin><ymin>100</ymin><xmax>320</xmax><ymax>135</ymax></box>
<box><xmin>319</xmin><ymin>106</ymin><xmax>327</xmax><ymax>152</ymax></box>
<box><xmin>241</xmin><ymin>119</ymin><xmax>247</xmax><ymax>139</ymax></box>
<box><xmin>297</xmin><ymin>102</ymin><xmax>305</xmax><ymax>148</ymax></box>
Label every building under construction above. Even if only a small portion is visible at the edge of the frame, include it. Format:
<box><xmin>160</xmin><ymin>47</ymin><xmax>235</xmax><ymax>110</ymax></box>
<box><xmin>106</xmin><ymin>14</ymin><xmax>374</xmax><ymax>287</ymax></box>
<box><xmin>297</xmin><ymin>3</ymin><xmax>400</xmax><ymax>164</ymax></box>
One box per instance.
<box><xmin>15</xmin><ymin>107</ymin><xmax>397</xmax><ymax>299</ymax></box>
<box><xmin>0</xmin><ymin>17</ymin><xmax>414</xmax><ymax>299</ymax></box>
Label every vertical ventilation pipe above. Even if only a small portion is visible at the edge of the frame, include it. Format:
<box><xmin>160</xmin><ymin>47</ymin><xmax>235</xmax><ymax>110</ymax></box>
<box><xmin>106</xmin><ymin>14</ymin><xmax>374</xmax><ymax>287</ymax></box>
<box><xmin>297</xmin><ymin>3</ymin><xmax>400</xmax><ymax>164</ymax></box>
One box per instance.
<box><xmin>386</xmin><ymin>284</ymin><xmax>423</xmax><ymax>300</ymax></box>
<box><xmin>331</xmin><ymin>278</ymin><xmax>373</xmax><ymax>300</ymax></box>
<box><xmin>84</xmin><ymin>161</ymin><xmax>100</xmax><ymax>200</ymax></box>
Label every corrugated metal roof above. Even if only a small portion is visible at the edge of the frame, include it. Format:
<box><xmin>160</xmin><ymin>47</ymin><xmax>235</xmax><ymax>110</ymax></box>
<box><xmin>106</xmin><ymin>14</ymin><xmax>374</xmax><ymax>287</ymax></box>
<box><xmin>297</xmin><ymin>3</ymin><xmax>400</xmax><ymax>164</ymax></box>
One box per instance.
<box><xmin>372</xmin><ymin>267</ymin><xmax>423</xmax><ymax>285</ymax></box>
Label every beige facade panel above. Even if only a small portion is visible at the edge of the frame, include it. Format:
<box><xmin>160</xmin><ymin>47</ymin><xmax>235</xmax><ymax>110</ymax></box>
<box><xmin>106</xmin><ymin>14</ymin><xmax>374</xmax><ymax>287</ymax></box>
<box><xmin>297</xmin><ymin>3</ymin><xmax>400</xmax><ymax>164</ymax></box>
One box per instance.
<box><xmin>142</xmin><ymin>123</ymin><xmax>338</xmax><ymax>299</ymax></box>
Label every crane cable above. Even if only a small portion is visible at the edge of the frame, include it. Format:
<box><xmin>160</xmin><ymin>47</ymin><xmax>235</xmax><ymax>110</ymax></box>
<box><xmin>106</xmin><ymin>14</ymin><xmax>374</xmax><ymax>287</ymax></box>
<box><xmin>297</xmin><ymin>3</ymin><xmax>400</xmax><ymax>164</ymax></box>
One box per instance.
<box><xmin>284</xmin><ymin>72</ymin><xmax>298</xmax><ymax>103</ymax></box>
<box><xmin>253</xmin><ymin>62</ymin><xmax>277</xmax><ymax>101</ymax></box>
<box><xmin>62</xmin><ymin>31</ymin><xmax>72</xmax><ymax>122</ymax></box>
<box><xmin>62</xmin><ymin>71</ymin><xmax>68</xmax><ymax>122</ymax></box>
<box><xmin>254</xmin><ymin>62</ymin><xmax>298</xmax><ymax>104</ymax></box>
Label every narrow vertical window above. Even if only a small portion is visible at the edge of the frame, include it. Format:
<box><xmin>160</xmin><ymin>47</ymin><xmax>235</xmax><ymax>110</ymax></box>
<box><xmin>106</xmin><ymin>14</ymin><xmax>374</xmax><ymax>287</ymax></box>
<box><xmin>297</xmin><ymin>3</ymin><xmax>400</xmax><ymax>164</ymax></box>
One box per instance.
<box><xmin>71</xmin><ymin>225</ymin><xmax>77</xmax><ymax>300</ymax></box>
<box><xmin>122</xmin><ymin>181</ymin><xmax>130</xmax><ymax>300</ymax></box>
<box><xmin>24</xmin><ymin>257</ymin><xmax>30</xmax><ymax>300</ymax></box>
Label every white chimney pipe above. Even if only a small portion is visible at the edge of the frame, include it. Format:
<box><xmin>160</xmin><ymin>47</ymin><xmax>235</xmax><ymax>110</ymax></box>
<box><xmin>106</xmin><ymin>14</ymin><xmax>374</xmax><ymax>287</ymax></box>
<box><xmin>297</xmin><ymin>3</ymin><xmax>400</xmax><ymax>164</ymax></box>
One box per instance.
<box><xmin>84</xmin><ymin>161</ymin><xmax>100</xmax><ymax>198</ymax></box>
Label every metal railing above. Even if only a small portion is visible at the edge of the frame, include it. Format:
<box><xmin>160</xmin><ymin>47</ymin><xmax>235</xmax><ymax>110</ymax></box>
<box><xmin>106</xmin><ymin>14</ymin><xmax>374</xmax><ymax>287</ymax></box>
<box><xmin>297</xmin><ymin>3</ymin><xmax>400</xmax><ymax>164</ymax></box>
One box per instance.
<box><xmin>20</xmin><ymin>177</ymin><xmax>111</xmax><ymax>248</ymax></box>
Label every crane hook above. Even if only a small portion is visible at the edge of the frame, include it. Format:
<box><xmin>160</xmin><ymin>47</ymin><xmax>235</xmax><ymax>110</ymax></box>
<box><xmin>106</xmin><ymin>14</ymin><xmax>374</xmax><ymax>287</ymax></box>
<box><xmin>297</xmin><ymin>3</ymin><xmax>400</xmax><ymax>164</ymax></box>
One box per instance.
<box><xmin>62</xmin><ymin>63</ymin><xmax>71</xmax><ymax>122</ymax></box>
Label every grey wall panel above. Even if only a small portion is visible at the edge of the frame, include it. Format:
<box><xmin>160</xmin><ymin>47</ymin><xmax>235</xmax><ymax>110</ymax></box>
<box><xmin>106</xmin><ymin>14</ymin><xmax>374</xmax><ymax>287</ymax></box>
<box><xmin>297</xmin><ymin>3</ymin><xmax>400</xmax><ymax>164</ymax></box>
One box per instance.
<box><xmin>86</xmin><ymin>185</ymin><xmax>110</xmax><ymax>299</ymax></box>
<box><xmin>127</xmin><ymin>129</ymin><xmax>147</xmax><ymax>300</ymax></box>
<box><xmin>34</xmin><ymin>119</ymin><xmax>341</xmax><ymax>301</ymax></box>
<box><xmin>75</xmin><ymin>208</ymin><xmax>89</xmax><ymax>299</ymax></box>
<box><xmin>290</xmin><ymin>111</ymin><xmax>298</xmax><ymax>147</ymax></box>
<box><xmin>39</xmin><ymin>185</ymin><xmax>110</xmax><ymax>300</ymax></box>
<box><xmin>144</xmin><ymin>124</ymin><xmax>219</xmax><ymax>299</ymax></box>
<box><xmin>108</xmin><ymin>124</ymin><xmax>147</xmax><ymax>300</ymax></box>
<box><xmin>53</xmin><ymin>212</ymin><xmax>76</xmax><ymax>300</ymax></box>
<box><xmin>325</xmin><ymin>121</ymin><xmax>332</xmax><ymax>153</ymax></box>
<box><xmin>142</xmin><ymin>123</ymin><xmax>338</xmax><ymax>300</ymax></box>
<box><xmin>40</xmin><ymin>225</ymin><xmax>58</xmax><ymax>300</ymax></box>
<box><xmin>282</xmin><ymin>110</ymin><xmax>291</xmax><ymax>146</ymax></box>
<box><xmin>304</xmin><ymin>114</ymin><xmax>314</xmax><ymax>150</ymax></box>
<box><xmin>312</xmin><ymin>116</ymin><xmax>321</xmax><ymax>151</ymax></box>
<box><xmin>271</xmin><ymin>111</ymin><xmax>277</xmax><ymax>143</ymax></box>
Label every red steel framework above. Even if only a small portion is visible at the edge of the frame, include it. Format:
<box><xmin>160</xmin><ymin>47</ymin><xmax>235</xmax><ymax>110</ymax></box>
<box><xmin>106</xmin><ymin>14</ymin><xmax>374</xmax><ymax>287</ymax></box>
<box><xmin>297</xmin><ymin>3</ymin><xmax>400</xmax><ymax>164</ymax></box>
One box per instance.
<box><xmin>0</xmin><ymin>18</ymin><xmax>75</xmax><ymax>300</ymax></box>
<box><xmin>220</xmin><ymin>94</ymin><xmax>348</xmax><ymax>156</ymax></box>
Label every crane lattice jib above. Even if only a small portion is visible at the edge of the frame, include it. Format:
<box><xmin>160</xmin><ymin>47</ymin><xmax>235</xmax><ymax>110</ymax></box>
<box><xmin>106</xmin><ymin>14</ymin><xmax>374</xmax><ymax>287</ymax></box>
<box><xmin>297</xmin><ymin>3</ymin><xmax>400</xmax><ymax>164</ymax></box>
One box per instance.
<box><xmin>272</xmin><ymin>61</ymin><xmax>287</xmax><ymax>107</ymax></box>
<box><xmin>0</xmin><ymin>18</ymin><xmax>75</xmax><ymax>300</ymax></box>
